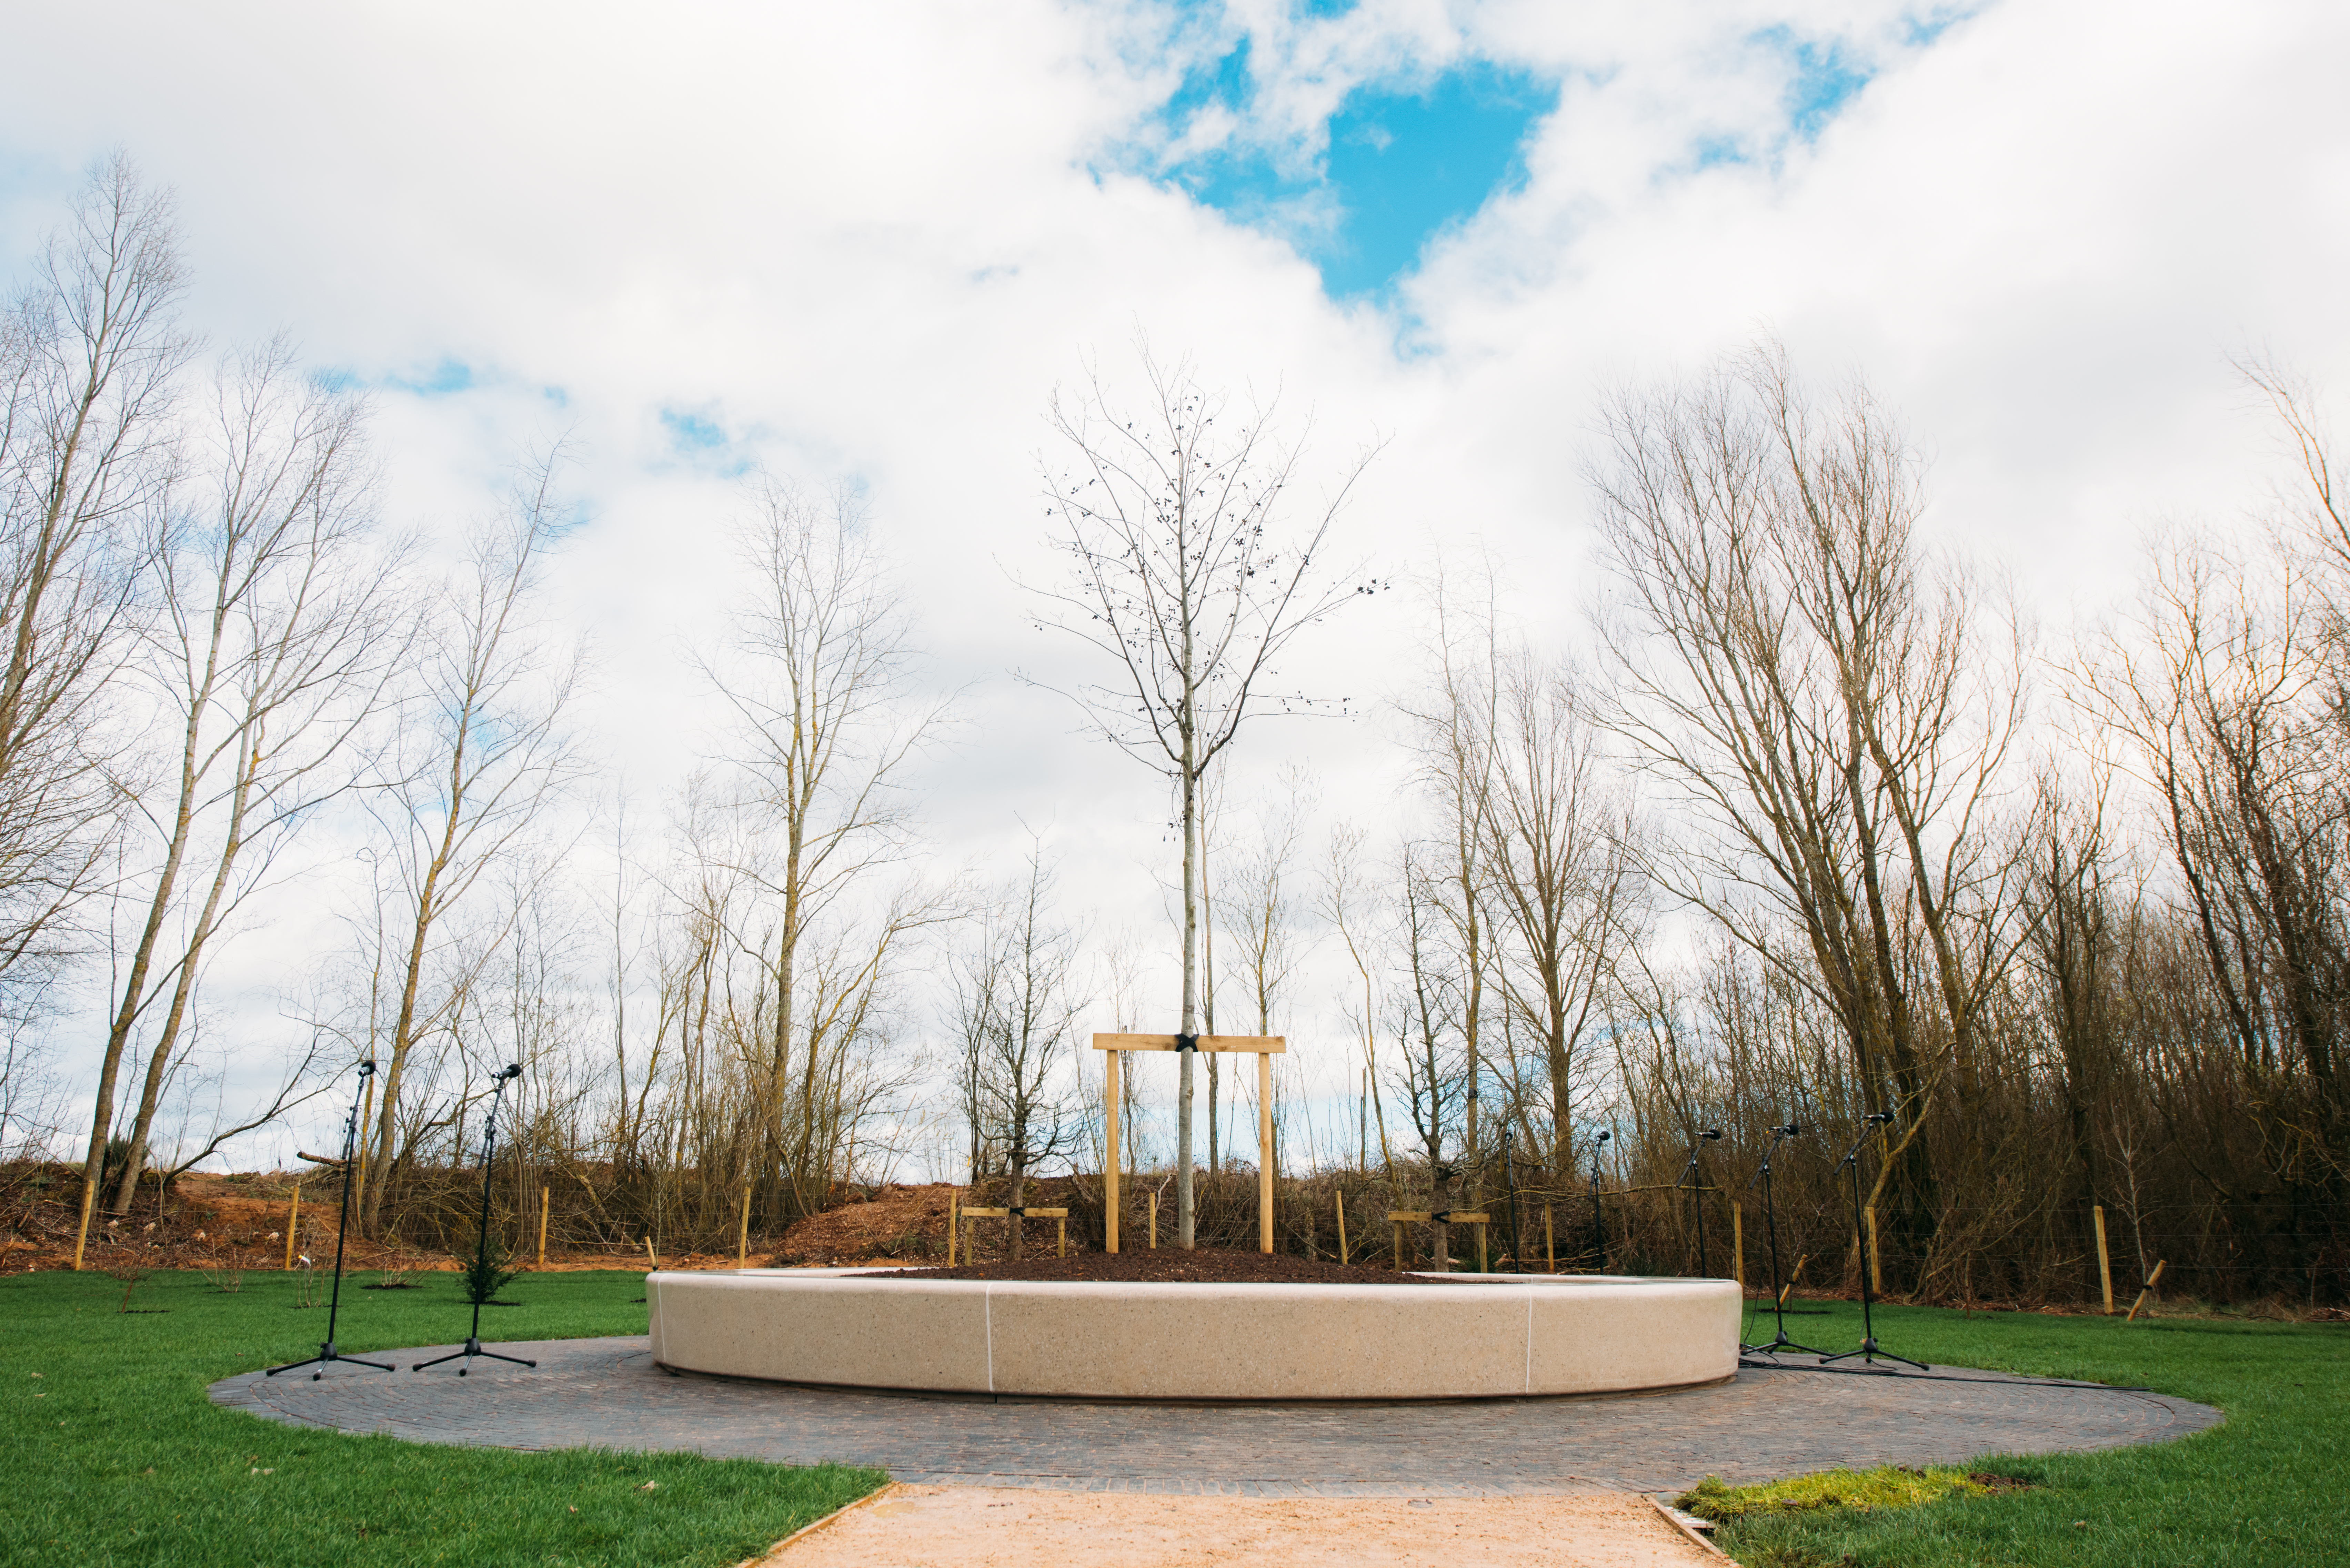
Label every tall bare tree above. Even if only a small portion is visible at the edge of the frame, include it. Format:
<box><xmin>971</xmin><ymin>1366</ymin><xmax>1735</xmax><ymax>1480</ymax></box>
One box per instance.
<box><xmin>706</xmin><ymin>477</ymin><xmax>950</xmax><ymax>1220</ymax></box>
<box><xmin>1590</xmin><ymin>344</ymin><xmax>2036</xmax><ymax>1274</ymax></box>
<box><xmin>362</xmin><ymin>455</ymin><xmax>586</xmax><ymax>1233</ymax></box>
<box><xmin>96</xmin><ymin>340</ymin><xmax>402</xmax><ymax>1210</ymax></box>
<box><xmin>1031</xmin><ymin>346</ymin><xmax>1376</xmax><ymax>1246</ymax></box>
<box><xmin>8</xmin><ymin>160</ymin><xmax>189</xmax><ymax>1202</ymax></box>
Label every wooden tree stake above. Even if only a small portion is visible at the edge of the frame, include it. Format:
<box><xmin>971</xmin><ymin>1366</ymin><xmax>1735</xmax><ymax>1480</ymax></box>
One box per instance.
<box><xmin>73</xmin><ymin>1178</ymin><xmax>98</xmax><ymax>1272</ymax></box>
<box><xmin>2126</xmin><ymin>1259</ymin><xmax>2167</xmax><ymax>1321</ymax></box>
<box><xmin>1545</xmin><ymin>1203</ymin><xmax>1555</xmax><ymax>1273</ymax></box>
<box><xmin>1335</xmin><ymin>1190</ymin><xmax>1349</xmax><ymax>1264</ymax></box>
<box><xmin>2093</xmin><ymin>1204</ymin><xmax>2114</xmax><ymax>1314</ymax></box>
<box><xmin>1104</xmin><ymin>1050</ymin><xmax>1122</xmax><ymax>1254</ymax></box>
<box><xmin>539</xmin><ymin>1185</ymin><xmax>550</xmax><ymax>1268</ymax></box>
<box><xmin>1733</xmin><ymin>1202</ymin><xmax>1745</xmax><ymax>1292</ymax></box>
<box><xmin>737</xmin><ymin>1182</ymin><xmax>753</xmax><ymax>1267</ymax></box>
<box><xmin>283</xmin><ymin>1182</ymin><xmax>301</xmax><ymax>1271</ymax></box>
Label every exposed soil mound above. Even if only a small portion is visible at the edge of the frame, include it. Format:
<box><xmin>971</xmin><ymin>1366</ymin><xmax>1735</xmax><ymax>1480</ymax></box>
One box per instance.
<box><xmin>771</xmin><ymin>1182</ymin><xmax>960</xmax><ymax>1265</ymax></box>
<box><xmin>857</xmin><ymin>1246</ymin><xmax>1499</xmax><ymax>1286</ymax></box>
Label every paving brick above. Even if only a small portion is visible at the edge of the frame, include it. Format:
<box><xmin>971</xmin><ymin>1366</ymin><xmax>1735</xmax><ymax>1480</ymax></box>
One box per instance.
<box><xmin>206</xmin><ymin>1337</ymin><xmax>2221</xmax><ymax>1497</ymax></box>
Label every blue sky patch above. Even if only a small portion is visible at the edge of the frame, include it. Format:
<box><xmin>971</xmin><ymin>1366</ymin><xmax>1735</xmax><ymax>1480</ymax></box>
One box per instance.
<box><xmin>1161</xmin><ymin>54</ymin><xmax>1555</xmax><ymax>299</ymax></box>
<box><xmin>1757</xmin><ymin>27</ymin><xmax>1877</xmax><ymax>140</ymax></box>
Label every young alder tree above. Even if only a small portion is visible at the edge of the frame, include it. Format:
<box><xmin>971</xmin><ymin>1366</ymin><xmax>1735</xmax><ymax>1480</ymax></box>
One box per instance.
<box><xmin>1031</xmin><ymin>349</ymin><xmax>1377</xmax><ymax>1247</ymax></box>
<box><xmin>7</xmin><ymin>160</ymin><xmax>189</xmax><ymax>1176</ymax></box>
<box><xmin>96</xmin><ymin>341</ymin><xmax>404</xmax><ymax>1212</ymax></box>
<box><xmin>362</xmin><ymin>457</ymin><xmax>586</xmax><ymax>1234</ymax></box>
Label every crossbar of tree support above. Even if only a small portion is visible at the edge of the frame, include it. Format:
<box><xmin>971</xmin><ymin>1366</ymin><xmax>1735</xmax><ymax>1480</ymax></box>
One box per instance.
<box><xmin>1096</xmin><ymin>1034</ymin><xmax>1282</xmax><ymax>1253</ymax></box>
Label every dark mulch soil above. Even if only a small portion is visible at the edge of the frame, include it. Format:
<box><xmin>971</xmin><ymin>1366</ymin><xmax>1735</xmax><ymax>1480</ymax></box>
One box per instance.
<box><xmin>855</xmin><ymin>1246</ymin><xmax>1500</xmax><ymax>1286</ymax></box>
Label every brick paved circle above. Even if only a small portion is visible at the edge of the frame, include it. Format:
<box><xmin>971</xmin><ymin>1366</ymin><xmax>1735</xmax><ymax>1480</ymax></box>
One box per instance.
<box><xmin>208</xmin><ymin>1337</ymin><xmax>2222</xmax><ymax>1497</ymax></box>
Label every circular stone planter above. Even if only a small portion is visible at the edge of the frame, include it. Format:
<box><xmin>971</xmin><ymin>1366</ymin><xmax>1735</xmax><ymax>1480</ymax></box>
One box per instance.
<box><xmin>646</xmin><ymin>1268</ymin><xmax>1740</xmax><ymax>1400</ymax></box>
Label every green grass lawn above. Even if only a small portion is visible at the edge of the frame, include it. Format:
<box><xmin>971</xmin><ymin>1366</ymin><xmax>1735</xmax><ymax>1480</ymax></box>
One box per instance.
<box><xmin>1713</xmin><ymin>1297</ymin><xmax>2345</xmax><ymax>1567</ymax></box>
<box><xmin>0</xmin><ymin>1268</ymin><xmax>882</xmax><ymax>1567</ymax></box>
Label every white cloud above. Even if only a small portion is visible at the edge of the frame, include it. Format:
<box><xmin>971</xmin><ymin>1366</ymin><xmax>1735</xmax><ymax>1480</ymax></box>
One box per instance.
<box><xmin>4</xmin><ymin>0</ymin><xmax>2345</xmax><ymax>1166</ymax></box>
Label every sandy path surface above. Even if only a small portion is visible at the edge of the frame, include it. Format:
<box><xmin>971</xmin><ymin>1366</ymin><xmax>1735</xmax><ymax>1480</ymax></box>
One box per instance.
<box><xmin>760</xmin><ymin>1485</ymin><xmax>1723</xmax><ymax>1567</ymax></box>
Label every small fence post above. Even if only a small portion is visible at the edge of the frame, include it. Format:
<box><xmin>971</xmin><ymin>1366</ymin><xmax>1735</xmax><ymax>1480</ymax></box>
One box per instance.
<box><xmin>947</xmin><ymin>1191</ymin><xmax>958</xmax><ymax>1266</ymax></box>
<box><xmin>1545</xmin><ymin>1203</ymin><xmax>1555</xmax><ymax>1273</ymax></box>
<box><xmin>539</xmin><ymin>1185</ymin><xmax>550</xmax><ymax>1268</ymax></box>
<box><xmin>1148</xmin><ymin>1190</ymin><xmax>1158</xmax><ymax>1250</ymax></box>
<box><xmin>1733</xmin><ymin>1202</ymin><xmax>1745</xmax><ymax>1293</ymax></box>
<box><xmin>1865</xmin><ymin>1204</ymin><xmax>1881</xmax><ymax>1296</ymax></box>
<box><xmin>1335</xmin><ymin>1190</ymin><xmax>1349</xmax><ymax>1264</ymax></box>
<box><xmin>2093</xmin><ymin>1204</ymin><xmax>2114</xmax><ymax>1314</ymax></box>
<box><xmin>282</xmin><ymin>1181</ymin><xmax>301</xmax><ymax>1271</ymax></box>
<box><xmin>737</xmin><ymin>1182</ymin><xmax>753</xmax><ymax>1267</ymax></box>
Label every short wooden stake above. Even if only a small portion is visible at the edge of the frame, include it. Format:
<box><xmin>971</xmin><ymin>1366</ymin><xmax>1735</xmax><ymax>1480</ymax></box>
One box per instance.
<box><xmin>539</xmin><ymin>1185</ymin><xmax>551</xmax><ymax>1268</ymax></box>
<box><xmin>1393</xmin><ymin>1219</ymin><xmax>1406</xmax><ymax>1272</ymax></box>
<box><xmin>1544</xmin><ymin>1203</ymin><xmax>1555</xmax><ymax>1273</ymax></box>
<box><xmin>1148</xmin><ymin>1190</ymin><xmax>1158</xmax><ymax>1250</ymax></box>
<box><xmin>1733</xmin><ymin>1202</ymin><xmax>1745</xmax><ymax>1292</ymax></box>
<box><xmin>1780</xmin><ymin>1254</ymin><xmax>1808</xmax><ymax>1306</ymax></box>
<box><xmin>2126</xmin><ymin>1259</ymin><xmax>2167</xmax><ymax>1322</ymax></box>
<box><xmin>1865</xmin><ymin>1204</ymin><xmax>1881</xmax><ymax>1295</ymax></box>
<box><xmin>2093</xmin><ymin>1204</ymin><xmax>2114</xmax><ymax>1314</ymax></box>
<box><xmin>73</xmin><ymin>1177</ymin><xmax>99</xmax><ymax>1272</ymax></box>
<box><xmin>947</xmin><ymin>1191</ymin><xmax>958</xmax><ymax>1265</ymax></box>
<box><xmin>737</xmin><ymin>1182</ymin><xmax>753</xmax><ymax>1266</ymax></box>
<box><xmin>643</xmin><ymin>1234</ymin><xmax>657</xmax><ymax>1269</ymax></box>
<box><xmin>1334</xmin><ymin>1190</ymin><xmax>1349</xmax><ymax>1265</ymax></box>
<box><xmin>283</xmin><ymin>1182</ymin><xmax>302</xmax><ymax>1271</ymax></box>
<box><xmin>1477</xmin><ymin>1223</ymin><xmax>1488</xmax><ymax>1274</ymax></box>
<box><xmin>1057</xmin><ymin>1217</ymin><xmax>1067</xmax><ymax>1258</ymax></box>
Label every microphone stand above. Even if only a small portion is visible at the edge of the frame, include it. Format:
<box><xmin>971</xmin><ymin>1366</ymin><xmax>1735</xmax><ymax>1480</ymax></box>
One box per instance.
<box><xmin>414</xmin><ymin>1066</ymin><xmax>538</xmax><ymax>1375</ymax></box>
<box><xmin>267</xmin><ymin>1062</ymin><xmax>392</xmax><ymax>1380</ymax></box>
<box><xmin>1740</xmin><ymin>1125</ymin><xmax>1828</xmax><ymax>1358</ymax></box>
<box><xmin>1819</xmin><ymin>1117</ymin><xmax>1923</xmax><ymax>1370</ymax></box>
<box><xmin>1678</xmin><ymin>1131</ymin><xmax>1721</xmax><ymax>1277</ymax></box>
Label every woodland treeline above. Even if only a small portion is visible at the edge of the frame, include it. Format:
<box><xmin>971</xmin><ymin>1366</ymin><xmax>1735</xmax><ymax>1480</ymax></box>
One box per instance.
<box><xmin>5</xmin><ymin>162</ymin><xmax>2344</xmax><ymax>1305</ymax></box>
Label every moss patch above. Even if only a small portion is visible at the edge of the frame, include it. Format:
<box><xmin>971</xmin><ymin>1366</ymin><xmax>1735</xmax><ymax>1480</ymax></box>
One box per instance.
<box><xmin>1678</xmin><ymin>1465</ymin><xmax>2025</xmax><ymax>1521</ymax></box>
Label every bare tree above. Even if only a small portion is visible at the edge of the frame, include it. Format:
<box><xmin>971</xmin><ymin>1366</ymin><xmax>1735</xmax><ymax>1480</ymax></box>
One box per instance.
<box><xmin>362</xmin><ymin>454</ymin><xmax>586</xmax><ymax>1233</ymax></box>
<box><xmin>94</xmin><ymin>341</ymin><xmax>402</xmax><ymax>1211</ymax></box>
<box><xmin>954</xmin><ymin>843</ymin><xmax>1085</xmax><ymax>1252</ymax></box>
<box><xmin>8</xmin><ymin>159</ymin><xmax>189</xmax><ymax>1199</ymax></box>
<box><xmin>1030</xmin><ymin>346</ymin><xmax>1377</xmax><ymax>1245</ymax></box>
<box><xmin>1590</xmin><ymin>344</ymin><xmax>2037</xmax><ymax>1275</ymax></box>
<box><xmin>706</xmin><ymin>477</ymin><xmax>951</xmax><ymax>1220</ymax></box>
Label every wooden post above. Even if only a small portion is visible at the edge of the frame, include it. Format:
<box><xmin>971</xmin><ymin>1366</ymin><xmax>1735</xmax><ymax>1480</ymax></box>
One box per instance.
<box><xmin>643</xmin><ymin>1234</ymin><xmax>657</xmax><ymax>1270</ymax></box>
<box><xmin>2126</xmin><ymin>1260</ymin><xmax>2167</xmax><ymax>1321</ymax></box>
<box><xmin>1257</xmin><ymin>1050</ymin><xmax>1275</xmax><ymax>1254</ymax></box>
<box><xmin>283</xmin><ymin>1182</ymin><xmax>301</xmax><ymax>1271</ymax></box>
<box><xmin>1733</xmin><ymin>1202</ymin><xmax>1745</xmax><ymax>1292</ymax></box>
<box><xmin>1865</xmin><ymin>1204</ymin><xmax>1881</xmax><ymax>1295</ymax></box>
<box><xmin>1104</xmin><ymin>1050</ymin><xmax>1122</xmax><ymax>1254</ymax></box>
<box><xmin>1335</xmin><ymin>1190</ymin><xmax>1350</xmax><ymax>1263</ymax></box>
<box><xmin>1544</xmin><ymin>1203</ymin><xmax>1555</xmax><ymax>1273</ymax></box>
<box><xmin>948</xmin><ymin>1191</ymin><xmax>958</xmax><ymax>1265</ymax></box>
<box><xmin>540</xmin><ymin>1185</ymin><xmax>551</xmax><ymax>1268</ymax></box>
<box><xmin>1393</xmin><ymin>1218</ymin><xmax>1406</xmax><ymax>1271</ymax></box>
<box><xmin>1057</xmin><ymin>1216</ymin><xmax>1067</xmax><ymax>1258</ymax></box>
<box><xmin>737</xmin><ymin>1182</ymin><xmax>753</xmax><ymax>1267</ymax></box>
<box><xmin>1148</xmin><ymin>1190</ymin><xmax>1158</xmax><ymax>1249</ymax></box>
<box><xmin>2093</xmin><ymin>1204</ymin><xmax>2114</xmax><ymax>1314</ymax></box>
<box><xmin>1477</xmin><ymin>1223</ymin><xmax>1489</xmax><ymax>1273</ymax></box>
<box><xmin>72</xmin><ymin>1177</ymin><xmax>98</xmax><ymax>1272</ymax></box>
<box><xmin>1781</xmin><ymin>1255</ymin><xmax>1808</xmax><ymax>1306</ymax></box>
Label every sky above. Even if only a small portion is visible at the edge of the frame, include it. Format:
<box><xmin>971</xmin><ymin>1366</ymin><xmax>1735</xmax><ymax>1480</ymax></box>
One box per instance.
<box><xmin>4</xmin><ymin>0</ymin><xmax>2346</xmax><ymax>1173</ymax></box>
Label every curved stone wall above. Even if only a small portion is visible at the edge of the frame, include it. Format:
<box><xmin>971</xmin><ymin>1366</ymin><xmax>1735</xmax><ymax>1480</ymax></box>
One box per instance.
<box><xmin>646</xmin><ymin>1269</ymin><xmax>1740</xmax><ymax>1400</ymax></box>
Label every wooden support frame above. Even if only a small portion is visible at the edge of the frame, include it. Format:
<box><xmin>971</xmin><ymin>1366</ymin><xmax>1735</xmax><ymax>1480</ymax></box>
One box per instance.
<box><xmin>960</xmin><ymin>1205</ymin><xmax>1071</xmax><ymax>1258</ymax></box>
<box><xmin>1096</xmin><ymin>1034</ymin><xmax>1284</xmax><ymax>1254</ymax></box>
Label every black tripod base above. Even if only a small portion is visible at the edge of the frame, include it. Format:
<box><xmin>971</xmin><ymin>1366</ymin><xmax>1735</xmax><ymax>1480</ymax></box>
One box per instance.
<box><xmin>412</xmin><ymin>1336</ymin><xmax>538</xmax><ymax>1375</ymax></box>
<box><xmin>1819</xmin><ymin>1337</ymin><xmax>1926</xmax><ymax>1371</ymax></box>
<box><xmin>1740</xmin><ymin>1331</ymin><xmax>1832</xmax><ymax>1359</ymax></box>
<box><xmin>266</xmin><ymin>1342</ymin><xmax>394</xmax><ymax>1381</ymax></box>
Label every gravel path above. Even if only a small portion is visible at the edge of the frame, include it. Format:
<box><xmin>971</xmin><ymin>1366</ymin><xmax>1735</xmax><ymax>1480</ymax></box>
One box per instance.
<box><xmin>209</xmin><ymin>1336</ymin><xmax>2222</xmax><ymax>1498</ymax></box>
